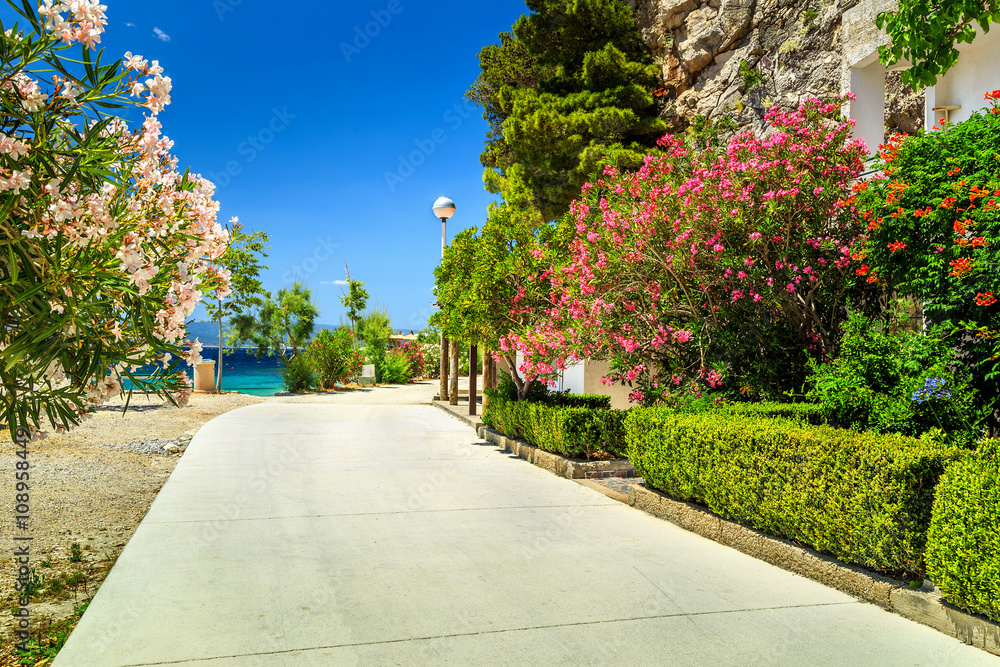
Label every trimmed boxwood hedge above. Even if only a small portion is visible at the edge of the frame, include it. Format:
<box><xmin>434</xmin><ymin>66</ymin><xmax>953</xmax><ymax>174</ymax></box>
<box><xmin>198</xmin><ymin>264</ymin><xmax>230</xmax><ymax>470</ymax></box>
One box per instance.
<box><xmin>655</xmin><ymin>400</ymin><xmax>830</xmax><ymax>425</ymax></box>
<box><xmin>625</xmin><ymin>408</ymin><xmax>959</xmax><ymax>578</ymax></box>
<box><xmin>719</xmin><ymin>402</ymin><xmax>829</xmax><ymax>425</ymax></box>
<box><xmin>483</xmin><ymin>391</ymin><xmax>626</xmax><ymax>459</ymax></box>
<box><xmin>926</xmin><ymin>440</ymin><xmax>1000</xmax><ymax>621</ymax></box>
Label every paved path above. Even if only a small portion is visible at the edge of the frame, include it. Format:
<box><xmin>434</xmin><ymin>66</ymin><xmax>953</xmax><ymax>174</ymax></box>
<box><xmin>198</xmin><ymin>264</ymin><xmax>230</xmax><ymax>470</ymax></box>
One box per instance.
<box><xmin>56</xmin><ymin>383</ymin><xmax>997</xmax><ymax>665</ymax></box>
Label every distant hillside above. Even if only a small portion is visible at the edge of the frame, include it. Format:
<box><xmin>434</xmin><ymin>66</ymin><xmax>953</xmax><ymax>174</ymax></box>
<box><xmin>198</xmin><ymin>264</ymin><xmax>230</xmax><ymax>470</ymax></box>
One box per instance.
<box><xmin>186</xmin><ymin>321</ymin><xmax>343</xmax><ymax>348</ymax></box>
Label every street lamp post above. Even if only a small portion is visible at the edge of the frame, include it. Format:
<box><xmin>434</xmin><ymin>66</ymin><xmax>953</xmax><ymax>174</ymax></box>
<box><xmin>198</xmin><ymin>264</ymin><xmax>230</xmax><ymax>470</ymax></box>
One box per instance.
<box><xmin>432</xmin><ymin>197</ymin><xmax>456</xmax><ymax>403</ymax></box>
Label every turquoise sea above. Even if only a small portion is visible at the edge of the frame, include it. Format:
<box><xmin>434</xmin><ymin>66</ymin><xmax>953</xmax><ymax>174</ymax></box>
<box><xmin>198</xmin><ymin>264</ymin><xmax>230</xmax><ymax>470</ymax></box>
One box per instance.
<box><xmin>189</xmin><ymin>347</ymin><xmax>285</xmax><ymax>397</ymax></box>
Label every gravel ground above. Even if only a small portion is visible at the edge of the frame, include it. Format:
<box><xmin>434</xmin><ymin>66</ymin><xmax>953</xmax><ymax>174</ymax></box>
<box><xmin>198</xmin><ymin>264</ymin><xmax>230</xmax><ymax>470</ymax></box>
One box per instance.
<box><xmin>0</xmin><ymin>391</ymin><xmax>266</xmax><ymax>657</ymax></box>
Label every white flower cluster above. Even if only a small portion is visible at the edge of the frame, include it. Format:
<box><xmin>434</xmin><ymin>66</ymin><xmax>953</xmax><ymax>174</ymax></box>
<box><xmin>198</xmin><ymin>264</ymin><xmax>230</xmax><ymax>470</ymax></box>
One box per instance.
<box><xmin>38</xmin><ymin>0</ymin><xmax>108</xmax><ymax>48</ymax></box>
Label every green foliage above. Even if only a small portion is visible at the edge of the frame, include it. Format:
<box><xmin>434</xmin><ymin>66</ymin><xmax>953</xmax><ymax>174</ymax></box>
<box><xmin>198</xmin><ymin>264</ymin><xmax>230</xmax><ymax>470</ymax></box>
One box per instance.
<box><xmin>656</xmin><ymin>398</ymin><xmax>831</xmax><ymax>426</ymax></box>
<box><xmin>280</xmin><ymin>354</ymin><xmax>316</xmax><ymax>393</ymax></box>
<box><xmin>421</xmin><ymin>343</ymin><xmax>441</xmax><ymax>379</ymax></box>
<box><xmin>416</xmin><ymin>327</ymin><xmax>441</xmax><ymax>345</ymax></box>
<box><xmin>358</xmin><ymin>305</ymin><xmax>393</xmax><ymax>382</ymax></box>
<box><xmin>68</xmin><ymin>542</ymin><xmax>82</xmax><ymax>564</ymax></box>
<box><xmin>395</xmin><ymin>341</ymin><xmax>426</xmax><ymax>379</ymax></box>
<box><xmin>685</xmin><ymin>114</ymin><xmax>738</xmax><ymax>150</ymax></box>
<box><xmin>807</xmin><ymin>311</ymin><xmax>983</xmax><ymax>444</ymax></box>
<box><xmin>877</xmin><ymin>1</ymin><xmax>1000</xmax><ymax>89</ymax></box>
<box><xmin>305</xmin><ymin>328</ymin><xmax>363</xmax><ymax>390</ymax></box>
<box><xmin>339</xmin><ymin>270</ymin><xmax>370</xmax><ymax>336</ymax></box>
<box><xmin>0</xmin><ymin>6</ymin><xmax>231</xmax><ymax>437</ymax></box>
<box><xmin>203</xmin><ymin>224</ymin><xmax>270</xmax><ymax>391</ymax></box>
<box><xmin>926</xmin><ymin>440</ymin><xmax>1000</xmax><ymax>621</ymax></box>
<box><xmin>495</xmin><ymin>368</ymin><xmax>550</xmax><ymax>402</ymax></box>
<box><xmin>381</xmin><ymin>348</ymin><xmax>413</xmax><ymax>385</ymax></box>
<box><xmin>466</xmin><ymin>31</ymin><xmax>550</xmax><ymax>177</ymax></box>
<box><xmin>229</xmin><ymin>282</ymin><xmax>319</xmax><ymax>363</ymax></box>
<box><xmin>484</xmin><ymin>390</ymin><xmax>627</xmax><ymax>458</ymax></box>
<box><xmin>854</xmin><ymin>102</ymin><xmax>1000</xmax><ymax>432</ymax></box>
<box><xmin>625</xmin><ymin>408</ymin><xmax>960</xmax><ymax>577</ymax></box>
<box><xmin>432</xmin><ymin>228</ymin><xmax>482</xmax><ymax>342</ymax></box>
<box><xmin>470</xmin><ymin>0</ymin><xmax>666</xmax><ymax>220</ymax></box>
<box><xmin>432</xmin><ymin>203</ymin><xmax>551</xmax><ymax>399</ymax></box>
<box><xmin>738</xmin><ymin>59</ymin><xmax>767</xmax><ymax>93</ymax></box>
<box><xmin>14</xmin><ymin>602</ymin><xmax>89</xmax><ymax>663</ymax></box>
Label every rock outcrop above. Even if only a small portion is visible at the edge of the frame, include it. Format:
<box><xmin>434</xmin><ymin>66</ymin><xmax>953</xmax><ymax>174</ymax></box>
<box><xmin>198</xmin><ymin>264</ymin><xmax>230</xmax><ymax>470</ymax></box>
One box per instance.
<box><xmin>629</xmin><ymin>0</ymin><xmax>923</xmax><ymax>139</ymax></box>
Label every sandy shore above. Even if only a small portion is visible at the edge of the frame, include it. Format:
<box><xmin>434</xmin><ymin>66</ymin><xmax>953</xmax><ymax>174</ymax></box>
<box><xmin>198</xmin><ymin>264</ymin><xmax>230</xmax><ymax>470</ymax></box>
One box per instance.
<box><xmin>0</xmin><ymin>392</ymin><xmax>266</xmax><ymax>659</ymax></box>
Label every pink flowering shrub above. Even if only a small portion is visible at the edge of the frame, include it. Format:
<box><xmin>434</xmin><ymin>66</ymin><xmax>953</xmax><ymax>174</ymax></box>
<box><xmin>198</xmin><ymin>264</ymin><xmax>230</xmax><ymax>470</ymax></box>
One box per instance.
<box><xmin>394</xmin><ymin>340</ymin><xmax>426</xmax><ymax>381</ymax></box>
<box><xmin>503</xmin><ymin>96</ymin><xmax>869</xmax><ymax>403</ymax></box>
<box><xmin>0</xmin><ymin>3</ymin><xmax>230</xmax><ymax>439</ymax></box>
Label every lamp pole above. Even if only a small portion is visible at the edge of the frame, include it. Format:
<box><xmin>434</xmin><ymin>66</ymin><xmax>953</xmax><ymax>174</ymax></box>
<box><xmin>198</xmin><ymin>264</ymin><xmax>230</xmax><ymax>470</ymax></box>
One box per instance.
<box><xmin>432</xmin><ymin>197</ymin><xmax>456</xmax><ymax>402</ymax></box>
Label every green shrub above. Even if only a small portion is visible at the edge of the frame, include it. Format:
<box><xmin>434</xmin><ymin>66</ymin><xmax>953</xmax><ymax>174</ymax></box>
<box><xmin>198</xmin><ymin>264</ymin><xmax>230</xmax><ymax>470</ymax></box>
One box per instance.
<box><xmin>656</xmin><ymin>399</ymin><xmax>830</xmax><ymax>425</ymax></box>
<box><xmin>421</xmin><ymin>343</ymin><xmax>441</xmax><ymax>379</ymax></box>
<box><xmin>495</xmin><ymin>370</ymin><xmax>550</xmax><ymax>402</ymax></box>
<box><xmin>380</xmin><ymin>348</ymin><xmax>412</xmax><ymax>385</ymax></box>
<box><xmin>393</xmin><ymin>340</ymin><xmax>425</xmax><ymax>379</ymax></box>
<box><xmin>483</xmin><ymin>392</ymin><xmax>628</xmax><ymax>458</ymax></box>
<box><xmin>281</xmin><ymin>355</ymin><xmax>316</xmax><ymax>393</ymax></box>
<box><xmin>625</xmin><ymin>408</ymin><xmax>959</xmax><ymax>577</ymax></box>
<box><xmin>926</xmin><ymin>440</ymin><xmax>1000</xmax><ymax>621</ymax></box>
<box><xmin>718</xmin><ymin>402</ymin><xmax>829</xmax><ymax>425</ymax></box>
<box><xmin>359</xmin><ymin>305</ymin><xmax>392</xmax><ymax>382</ymax></box>
<box><xmin>544</xmin><ymin>392</ymin><xmax>612</xmax><ymax>409</ymax></box>
<box><xmin>305</xmin><ymin>328</ymin><xmax>364</xmax><ymax>390</ymax></box>
<box><xmin>807</xmin><ymin>310</ymin><xmax>984</xmax><ymax>444</ymax></box>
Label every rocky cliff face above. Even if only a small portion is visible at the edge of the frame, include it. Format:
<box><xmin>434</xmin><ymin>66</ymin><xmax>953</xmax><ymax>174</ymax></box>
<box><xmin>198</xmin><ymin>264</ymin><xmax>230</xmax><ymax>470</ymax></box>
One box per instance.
<box><xmin>629</xmin><ymin>0</ymin><xmax>923</xmax><ymax>139</ymax></box>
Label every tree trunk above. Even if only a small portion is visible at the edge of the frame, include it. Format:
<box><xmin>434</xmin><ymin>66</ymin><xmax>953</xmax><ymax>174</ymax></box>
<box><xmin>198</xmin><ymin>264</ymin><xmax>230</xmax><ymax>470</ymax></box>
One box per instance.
<box><xmin>499</xmin><ymin>353</ymin><xmax>533</xmax><ymax>401</ymax></box>
<box><xmin>215</xmin><ymin>299</ymin><xmax>224</xmax><ymax>393</ymax></box>
<box><xmin>482</xmin><ymin>352</ymin><xmax>493</xmax><ymax>412</ymax></box>
<box><xmin>449</xmin><ymin>341</ymin><xmax>460</xmax><ymax>406</ymax></box>
<box><xmin>440</xmin><ymin>335</ymin><xmax>449</xmax><ymax>401</ymax></box>
<box><xmin>469</xmin><ymin>343</ymin><xmax>478</xmax><ymax>416</ymax></box>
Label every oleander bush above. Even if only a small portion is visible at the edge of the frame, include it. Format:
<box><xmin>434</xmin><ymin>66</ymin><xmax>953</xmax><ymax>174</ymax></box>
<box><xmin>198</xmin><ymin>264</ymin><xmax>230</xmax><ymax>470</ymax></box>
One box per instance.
<box><xmin>483</xmin><ymin>391</ymin><xmax>627</xmax><ymax>458</ymax></box>
<box><xmin>395</xmin><ymin>341</ymin><xmax>426</xmax><ymax>380</ymax></box>
<box><xmin>625</xmin><ymin>408</ymin><xmax>960</xmax><ymax>577</ymax></box>
<box><xmin>926</xmin><ymin>440</ymin><xmax>1000</xmax><ymax>621</ymax></box>
<box><xmin>421</xmin><ymin>343</ymin><xmax>441</xmax><ymax>379</ymax></box>
<box><xmin>305</xmin><ymin>328</ymin><xmax>364</xmax><ymax>390</ymax></box>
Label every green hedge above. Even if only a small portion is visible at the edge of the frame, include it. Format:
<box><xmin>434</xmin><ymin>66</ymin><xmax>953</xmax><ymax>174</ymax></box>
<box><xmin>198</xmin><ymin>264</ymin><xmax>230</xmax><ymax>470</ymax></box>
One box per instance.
<box><xmin>543</xmin><ymin>393</ymin><xmax>612</xmax><ymax>409</ymax></box>
<box><xmin>483</xmin><ymin>391</ymin><xmax>627</xmax><ymax>459</ymax></box>
<box><xmin>625</xmin><ymin>408</ymin><xmax>959</xmax><ymax>578</ymax></box>
<box><xmin>926</xmin><ymin>440</ymin><xmax>1000</xmax><ymax>621</ymax></box>
<box><xmin>719</xmin><ymin>402</ymin><xmax>829</xmax><ymax>425</ymax></box>
<box><xmin>655</xmin><ymin>399</ymin><xmax>829</xmax><ymax>425</ymax></box>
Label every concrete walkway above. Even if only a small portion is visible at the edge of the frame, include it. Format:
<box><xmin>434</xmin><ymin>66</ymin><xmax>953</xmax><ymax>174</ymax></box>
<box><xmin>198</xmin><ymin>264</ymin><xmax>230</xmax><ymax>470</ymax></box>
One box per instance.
<box><xmin>56</xmin><ymin>383</ymin><xmax>997</xmax><ymax>665</ymax></box>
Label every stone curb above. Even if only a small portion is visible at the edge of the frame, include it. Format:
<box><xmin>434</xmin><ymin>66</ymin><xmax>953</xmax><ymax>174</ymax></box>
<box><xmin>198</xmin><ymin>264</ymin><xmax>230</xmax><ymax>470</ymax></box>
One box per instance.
<box><xmin>432</xmin><ymin>400</ymin><xmax>484</xmax><ymax>432</ymax></box>
<box><xmin>479</xmin><ymin>428</ymin><xmax>636</xmax><ymax>480</ymax></box>
<box><xmin>628</xmin><ymin>484</ymin><xmax>1000</xmax><ymax>657</ymax></box>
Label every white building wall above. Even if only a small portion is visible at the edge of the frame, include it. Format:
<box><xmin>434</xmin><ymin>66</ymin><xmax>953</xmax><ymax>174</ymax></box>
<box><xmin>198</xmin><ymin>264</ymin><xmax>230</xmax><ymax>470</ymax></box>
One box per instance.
<box><xmin>558</xmin><ymin>361</ymin><xmax>586</xmax><ymax>395</ymax></box>
<box><xmin>850</xmin><ymin>53</ymin><xmax>888</xmax><ymax>157</ymax></box>
<box><xmin>925</xmin><ymin>27</ymin><xmax>1000</xmax><ymax>128</ymax></box>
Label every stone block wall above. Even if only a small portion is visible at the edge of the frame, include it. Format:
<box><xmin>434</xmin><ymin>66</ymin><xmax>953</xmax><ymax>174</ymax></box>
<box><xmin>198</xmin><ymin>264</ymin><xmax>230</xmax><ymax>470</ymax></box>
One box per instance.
<box><xmin>628</xmin><ymin>0</ymin><xmax>923</xmax><ymax>140</ymax></box>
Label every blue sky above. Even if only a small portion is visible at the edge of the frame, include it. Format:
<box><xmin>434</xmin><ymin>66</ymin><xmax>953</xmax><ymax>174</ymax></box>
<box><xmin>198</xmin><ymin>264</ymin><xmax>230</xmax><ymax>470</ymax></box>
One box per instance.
<box><xmin>7</xmin><ymin>0</ymin><xmax>530</xmax><ymax>330</ymax></box>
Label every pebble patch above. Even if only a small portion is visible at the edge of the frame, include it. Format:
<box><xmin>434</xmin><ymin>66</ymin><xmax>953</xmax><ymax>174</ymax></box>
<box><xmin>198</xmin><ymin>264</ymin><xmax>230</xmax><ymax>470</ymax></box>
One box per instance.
<box><xmin>99</xmin><ymin>436</ymin><xmax>194</xmax><ymax>456</ymax></box>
